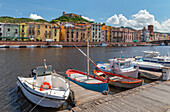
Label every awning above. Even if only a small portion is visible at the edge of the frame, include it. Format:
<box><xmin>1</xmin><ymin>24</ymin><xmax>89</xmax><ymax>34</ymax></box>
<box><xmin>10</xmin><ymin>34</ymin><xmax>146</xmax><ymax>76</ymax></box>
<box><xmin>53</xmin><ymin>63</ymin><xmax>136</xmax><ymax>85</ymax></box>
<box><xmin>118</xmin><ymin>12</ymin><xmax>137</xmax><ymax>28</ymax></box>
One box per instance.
<box><xmin>133</xmin><ymin>40</ymin><xmax>138</xmax><ymax>42</ymax></box>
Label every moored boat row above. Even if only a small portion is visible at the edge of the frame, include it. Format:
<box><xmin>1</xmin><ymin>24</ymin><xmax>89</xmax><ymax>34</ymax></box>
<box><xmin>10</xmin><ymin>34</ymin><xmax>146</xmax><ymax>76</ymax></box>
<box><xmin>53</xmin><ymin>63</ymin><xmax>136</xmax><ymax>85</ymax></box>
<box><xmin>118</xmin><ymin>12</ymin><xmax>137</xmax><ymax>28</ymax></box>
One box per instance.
<box><xmin>0</xmin><ymin>44</ymin><xmax>63</xmax><ymax>48</ymax></box>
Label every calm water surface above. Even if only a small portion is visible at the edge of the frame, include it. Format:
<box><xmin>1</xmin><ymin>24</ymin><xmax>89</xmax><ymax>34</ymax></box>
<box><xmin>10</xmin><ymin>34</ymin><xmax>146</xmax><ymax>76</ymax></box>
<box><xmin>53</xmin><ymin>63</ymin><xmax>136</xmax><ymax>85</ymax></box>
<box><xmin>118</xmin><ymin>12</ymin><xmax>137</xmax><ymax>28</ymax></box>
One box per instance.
<box><xmin>0</xmin><ymin>46</ymin><xmax>169</xmax><ymax>112</ymax></box>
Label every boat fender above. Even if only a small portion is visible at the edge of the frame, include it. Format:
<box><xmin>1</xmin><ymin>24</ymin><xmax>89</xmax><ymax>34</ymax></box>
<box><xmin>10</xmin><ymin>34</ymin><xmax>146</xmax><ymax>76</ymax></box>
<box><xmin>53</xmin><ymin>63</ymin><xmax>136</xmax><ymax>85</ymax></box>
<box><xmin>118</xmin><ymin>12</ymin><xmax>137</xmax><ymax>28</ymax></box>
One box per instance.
<box><xmin>102</xmin><ymin>90</ymin><xmax>108</xmax><ymax>95</ymax></box>
<box><xmin>40</xmin><ymin>82</ymin><xmax>51</xmax><ymax>91</ymax></box>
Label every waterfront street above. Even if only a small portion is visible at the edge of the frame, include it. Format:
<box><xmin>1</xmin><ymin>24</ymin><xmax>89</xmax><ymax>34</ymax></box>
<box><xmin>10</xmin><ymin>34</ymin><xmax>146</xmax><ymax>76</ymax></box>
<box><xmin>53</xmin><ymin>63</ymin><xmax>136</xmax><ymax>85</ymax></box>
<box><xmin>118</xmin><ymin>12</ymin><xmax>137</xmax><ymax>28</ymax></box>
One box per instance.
<box><xmin>0</xmin><ymin>46</ymin><xmax>169</xmax><ymax>111</ymax></box>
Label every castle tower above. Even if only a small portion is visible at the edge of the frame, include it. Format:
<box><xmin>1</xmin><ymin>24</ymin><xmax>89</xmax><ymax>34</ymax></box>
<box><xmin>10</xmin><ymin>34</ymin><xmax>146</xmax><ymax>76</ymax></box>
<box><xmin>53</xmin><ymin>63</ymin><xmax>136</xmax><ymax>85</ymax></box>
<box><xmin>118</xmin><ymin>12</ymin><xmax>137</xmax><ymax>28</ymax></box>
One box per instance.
<box><xmin>63</xmin><ymin>11</ymin><xmax>65</xmax><ymax>15</ymax></box>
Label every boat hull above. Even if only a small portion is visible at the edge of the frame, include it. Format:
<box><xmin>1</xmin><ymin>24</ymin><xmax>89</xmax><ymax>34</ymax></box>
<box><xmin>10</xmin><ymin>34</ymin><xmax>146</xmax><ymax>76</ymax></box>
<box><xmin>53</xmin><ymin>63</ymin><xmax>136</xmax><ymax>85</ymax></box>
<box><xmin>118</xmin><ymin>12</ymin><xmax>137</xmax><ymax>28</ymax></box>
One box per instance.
<box><xmin>17</xmin><ymin>79</ymin><xmax>65</xmax><ymax>108</ymax></box>
<box><xmin>143</xmin><ymin>60</ymin><xmax>170</xmax><ymax>67</ymax></box>
<box><xmin>108</xmin><ymin>80</ymin><xmax>142</xmax><ymax>89</ymax></box>
<box><xmin>66</xmin><ymin>69</ymin><xmax>108</xmax><ymax>92</ymax></box>
<box><xmin>93</xmin><ymin>70</ymin><xmax>143</xmax><ymax>89</ymax></box>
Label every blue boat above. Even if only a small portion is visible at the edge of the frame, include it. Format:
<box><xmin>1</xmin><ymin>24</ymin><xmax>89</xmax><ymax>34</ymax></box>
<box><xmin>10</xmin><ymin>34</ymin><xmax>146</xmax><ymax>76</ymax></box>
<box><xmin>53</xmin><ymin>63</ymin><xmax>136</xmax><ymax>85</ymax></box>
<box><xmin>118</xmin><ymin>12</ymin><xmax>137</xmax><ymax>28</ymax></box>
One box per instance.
<box><xmin>96</xmin><ymin>42</ymin><xmax>108</xmax><ymax>47</ymax></box>
<box><xmin>66</xmin><ymin>69</ymin><xmax>108</xmax><ymax>92</ymax></box>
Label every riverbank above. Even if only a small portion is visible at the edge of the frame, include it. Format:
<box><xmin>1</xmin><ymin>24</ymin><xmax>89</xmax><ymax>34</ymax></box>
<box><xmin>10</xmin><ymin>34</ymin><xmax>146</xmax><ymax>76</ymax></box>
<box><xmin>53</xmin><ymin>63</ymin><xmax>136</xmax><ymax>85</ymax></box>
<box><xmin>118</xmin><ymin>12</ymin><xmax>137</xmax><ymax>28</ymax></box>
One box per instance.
<box><xmin>0</xmin><ymin>41</ymin><xmax>159</xmax><ymax>47</ymax></box>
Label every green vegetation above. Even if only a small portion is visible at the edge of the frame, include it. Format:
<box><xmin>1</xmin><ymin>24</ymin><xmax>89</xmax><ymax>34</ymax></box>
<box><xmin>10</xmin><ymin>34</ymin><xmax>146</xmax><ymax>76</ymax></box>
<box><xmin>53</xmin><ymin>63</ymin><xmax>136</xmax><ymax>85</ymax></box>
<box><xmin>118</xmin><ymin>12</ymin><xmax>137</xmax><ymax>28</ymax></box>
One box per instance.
<box><xmin>54</xmin><ymin>15</ymin><xmax>92</xmax><ymax>23</ymax></box>
<box><xmin>0</xmin><ymin>16</ymin><xmax>48</xmax><ymax>23</ymax></box>
<box><xmin>125</xmin><ymin>27</ymin><xmax>136</xmax><ymax>31</ymax></box>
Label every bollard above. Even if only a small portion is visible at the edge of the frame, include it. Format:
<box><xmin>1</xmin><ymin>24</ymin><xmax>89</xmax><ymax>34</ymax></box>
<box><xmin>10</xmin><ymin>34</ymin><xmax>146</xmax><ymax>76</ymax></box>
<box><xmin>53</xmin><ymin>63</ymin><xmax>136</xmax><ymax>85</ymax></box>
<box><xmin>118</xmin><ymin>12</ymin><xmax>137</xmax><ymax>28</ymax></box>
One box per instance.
<box><xmin>162</xmin><ymin>67</ymin><xmax>170</xmax><ymax>80</ymax></box>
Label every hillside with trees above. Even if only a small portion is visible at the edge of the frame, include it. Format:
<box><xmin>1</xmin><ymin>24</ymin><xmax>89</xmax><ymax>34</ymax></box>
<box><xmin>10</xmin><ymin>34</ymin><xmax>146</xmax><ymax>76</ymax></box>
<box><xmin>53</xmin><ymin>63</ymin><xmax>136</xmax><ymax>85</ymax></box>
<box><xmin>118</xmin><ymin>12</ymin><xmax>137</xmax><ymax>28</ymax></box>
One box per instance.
<box><xmin>0</xmin><ymin>16</ymin><xmax>48</xmax><ymax>23</ymax></box>
<box><xmin>50</xmin><ymin>15</ymin><xmax>94</xmax><ymax>23</ymax></box>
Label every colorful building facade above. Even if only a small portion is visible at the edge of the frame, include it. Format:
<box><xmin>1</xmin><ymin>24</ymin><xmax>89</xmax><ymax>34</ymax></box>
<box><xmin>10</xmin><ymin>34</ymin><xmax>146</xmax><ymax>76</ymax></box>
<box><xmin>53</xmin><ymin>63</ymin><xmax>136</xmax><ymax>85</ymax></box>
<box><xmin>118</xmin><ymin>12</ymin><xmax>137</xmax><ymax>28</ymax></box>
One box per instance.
<box><xmin>3</xmin><ymin>23</ymin><xmax>20</xmax><ymax>39</ymax></box>
<box><xmin>0</xmin><ymin>23</ymin><xmax>4</xmax><ymax>38</ymax></box>
<box><xmin>51</xmin><ymin>24</ymin><xmax>61</xmax><ymax>41</ymax></box>
<box><xmin>20</xmin><ymin>23</ymin><xmax>27</xmax><ymax>39</ymax></box>
<box><xmin>91</xmin><ymin>23</ymin><xmax>102</xmax><ymax>42</ymax></box>
<box><xmin>101</xmin><ymin>25</ymin><xmax>112</xmax><ymax>42</ymax></box>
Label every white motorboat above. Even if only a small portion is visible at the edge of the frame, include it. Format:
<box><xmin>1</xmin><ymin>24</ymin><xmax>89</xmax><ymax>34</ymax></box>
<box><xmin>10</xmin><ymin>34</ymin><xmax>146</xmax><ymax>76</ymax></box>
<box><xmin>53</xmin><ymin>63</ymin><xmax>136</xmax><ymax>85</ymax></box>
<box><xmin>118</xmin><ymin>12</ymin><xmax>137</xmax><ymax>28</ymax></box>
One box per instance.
<box><xmin>26</xmin><ymin>45</ymin><xmax>37</xmax><ymax>48</ymax></box>
<box><xmin>130</xmin><ymin>56</ymin><xmax>164</xmax><ymax>72</ymax></box>
<box><xmin>9</xmin><ymin>45</ymin><xmax>20</xmax><ymax>48</ymax></box>
<box><xmin>50</xmin><ymin>44</ymin><xmax>62</xmax><ymax>48</ymax></box>
<box><xmin>17</xmin><ymin>64</ymin><xmax>70</xmax><ymax>108</ymax></box>
<box><xmin>96</xmin><ymin>42</ymin><xmax>108</xmax><ymax>47</ymax></box>
<box><xmin>142</xmin><ymin>51</ymin><xmax>170</xmax><ymax>66</ymax></box>
<box><xmin>0</xmin><ymin>44</ymin><xmax>6</xmax><ymax>48</ymax></box>
<box><xmin>97</xmin><ymin>58</ymin><xmax>139</xmax><ymax>78</ymax></box>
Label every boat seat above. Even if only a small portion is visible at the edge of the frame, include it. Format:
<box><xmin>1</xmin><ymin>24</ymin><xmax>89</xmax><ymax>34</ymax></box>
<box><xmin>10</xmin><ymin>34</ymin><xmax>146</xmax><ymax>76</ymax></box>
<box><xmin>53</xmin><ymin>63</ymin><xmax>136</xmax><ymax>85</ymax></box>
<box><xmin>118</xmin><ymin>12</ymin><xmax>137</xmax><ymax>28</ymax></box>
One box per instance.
<box><xmin>70</xmin><ymin>73</ymin><xmax>85</xmax><ymax>79</ymax></box>
<box><xmin>110</xmin><ymin>76</ymin><xmax>123</xmax><ymax>81</ymax></box>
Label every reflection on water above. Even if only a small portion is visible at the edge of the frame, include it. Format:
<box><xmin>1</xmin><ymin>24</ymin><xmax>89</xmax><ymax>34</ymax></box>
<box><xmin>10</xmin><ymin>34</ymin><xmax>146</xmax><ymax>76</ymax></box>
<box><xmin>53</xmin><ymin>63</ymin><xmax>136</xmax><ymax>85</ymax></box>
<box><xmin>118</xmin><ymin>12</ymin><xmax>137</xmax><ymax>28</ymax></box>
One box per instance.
<box><xmin>0</xmin><ymin>46</ymin><xmax>169</xmax><ymax>112</ymax></box>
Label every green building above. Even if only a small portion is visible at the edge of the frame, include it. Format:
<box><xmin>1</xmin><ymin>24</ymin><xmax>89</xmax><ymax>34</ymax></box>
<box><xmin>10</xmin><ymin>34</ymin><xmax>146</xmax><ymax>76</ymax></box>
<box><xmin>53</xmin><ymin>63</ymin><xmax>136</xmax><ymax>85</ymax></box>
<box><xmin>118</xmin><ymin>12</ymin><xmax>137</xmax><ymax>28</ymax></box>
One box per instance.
<box><xmin>3</xmin><ymin>23</ymin><xmax>20</xmax><ymax>40</ymax></box>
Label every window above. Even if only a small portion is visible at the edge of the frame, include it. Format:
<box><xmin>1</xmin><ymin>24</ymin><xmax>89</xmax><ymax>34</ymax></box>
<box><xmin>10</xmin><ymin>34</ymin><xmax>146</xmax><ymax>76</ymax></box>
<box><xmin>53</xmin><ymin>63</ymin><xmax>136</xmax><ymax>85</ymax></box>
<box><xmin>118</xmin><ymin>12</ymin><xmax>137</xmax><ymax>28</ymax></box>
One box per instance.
<box><xmin>22</xmin><ymin>25</ymin><xmax>24</xmax><ymax>28</ymax></box>
<box><xmin>38</xmin><ymin>30</ymin><xmax>40</xmax><ymax>35</ymax></box>
<box><xmin>0</xmin><ymin>28</ymin><xmax>1</xmax><ymax>31</ymax></box>
<box><xmin>49</xmin><ymin>31</ymin><xmax>51</xmax><ymax>34</ymax></box>
<box><xmin>45</xmin><ymin>25</ymin><xmax>47</xmax><ymax>28</ymax></box>
<box><xmin>32</xmin><ymin>30</ymin><xmax>35</xmax><ymax>35</ymax></box>
<box><xmin>29</xmin><ymin>25</ymin><xmax>31</xmax><ymax>28</ymax></box>
<box><xmin>55</xmin><ymin>29</ymin><xmax>57</xmax><ymax>32</ymax></box>
<box><xmin>15</xmin><ymin>29</ymin><xmax>17</xmax><ymax>32</ymax></box>
<box><xmin>33</xmin><ymin>25</ymin><xmax>35</xmax><ymax>28</ymax></box>
<box><xmin>55</xmin><ymin>33</ymin><xmax>56</xmax><ymax>36</ymax></box>
<box><xmin>120</xmin><ymin>63</ymin><xmax>125</xmax><ymax>69</ymax></box>
<box><xmin>49</xmin><ymin>26</ymin><xmax>51</xmax><ymax>28</ymax></box>
<box><xmin>8</xmin><ymin>28</ymin><xmax>10</xmax><ymax>31</ymax></box>
<box><xmin>38</xmin><ymin>25</ymin><xmax>40</xmax><ymax>29</ymax></box>
<box><xmin>29</xmin><ymin>30</ymin><xmax>31</xmax><ymax>34</ymax></box>
<box><xmin>45</xmin><ymin>31</ymin><xmax>47</xmax><ymax>34</ymax></box>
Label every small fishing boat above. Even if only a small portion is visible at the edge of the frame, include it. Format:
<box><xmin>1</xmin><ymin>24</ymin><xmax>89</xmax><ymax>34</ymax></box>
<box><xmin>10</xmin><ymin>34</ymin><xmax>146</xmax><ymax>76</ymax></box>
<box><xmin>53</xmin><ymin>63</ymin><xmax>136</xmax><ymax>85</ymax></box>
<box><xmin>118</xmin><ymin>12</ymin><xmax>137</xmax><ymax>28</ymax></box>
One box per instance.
<box><xmin>93</xmin><ymin>70</ymin><xmax>143</xmax><ymax>89</ymax></box>
<box><xmin>96</xmin><ymin>42</ymin><xmax>108</xmax><ymax>47</ymax></box>
<box><xmin>131</xmin><ymin>56</ymin><xmax>164</xmax><ymax>72</ymax></box>
<box><xmin>9</xmin><ymin>45</ymin><xmax>20</xmax><ymax>48</ymax></box>
<box><xmin>66</xmin><ymin>37</ymin><xmax>108</xmax><ymax>93</ymax></box>
<box><xmin>17</xmin><ymin>61</ymin><xmax>70</xmax><ymax>108</ymax></box>
<box><xmin>66</xmin><ymin>69</ymin><xmax>108</xmax><ymax>92</ymax></box>
<box><xmin>49</xmin><ymin>44</ymin><xmax>62</xmax><ymax>48</ymax></box>
<box><xmin>142</xmin><ymin>51</ymin><xmax>170</xmax><ymax>66</ymax></box>
<box><xmin>97</xmin><ymin>58</ymin><xmax>139</xmax><ymax>78</ymax></box>
<box><xmin>26</xmin><ymin>45</ymin><xmax>37</xmax><ymax>48</ymax></box>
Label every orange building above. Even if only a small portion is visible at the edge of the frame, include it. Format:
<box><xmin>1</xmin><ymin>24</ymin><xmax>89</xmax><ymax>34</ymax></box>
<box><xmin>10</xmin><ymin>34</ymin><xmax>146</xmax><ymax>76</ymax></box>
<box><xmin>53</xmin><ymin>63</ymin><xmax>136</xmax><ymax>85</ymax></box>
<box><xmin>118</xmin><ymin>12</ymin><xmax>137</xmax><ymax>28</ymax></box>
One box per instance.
<box><xmin>101</xmin><ymin>25</ymin><xmax>112</xmax><ymax>42</ymax></box>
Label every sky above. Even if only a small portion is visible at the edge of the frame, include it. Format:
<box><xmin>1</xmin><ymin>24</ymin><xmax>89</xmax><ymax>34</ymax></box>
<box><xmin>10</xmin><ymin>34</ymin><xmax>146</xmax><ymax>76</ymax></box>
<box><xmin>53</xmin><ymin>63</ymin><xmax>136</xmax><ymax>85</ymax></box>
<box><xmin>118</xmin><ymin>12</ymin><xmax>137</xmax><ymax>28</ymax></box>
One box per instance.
<box><xmin>0</xmin><ymin>0</ymin><xmax>170</xmax><ymax>32</ymax></box>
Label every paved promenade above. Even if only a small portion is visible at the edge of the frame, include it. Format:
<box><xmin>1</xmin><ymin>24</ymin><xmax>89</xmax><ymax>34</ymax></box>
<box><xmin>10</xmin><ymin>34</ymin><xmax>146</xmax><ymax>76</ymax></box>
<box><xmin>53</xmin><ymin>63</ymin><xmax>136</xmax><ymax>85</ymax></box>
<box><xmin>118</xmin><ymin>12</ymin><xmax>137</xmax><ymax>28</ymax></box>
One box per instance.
<box><xmin>63</xmin><ymin>81</ymin><xmax>170</xmax><ymax>112</ymax></box>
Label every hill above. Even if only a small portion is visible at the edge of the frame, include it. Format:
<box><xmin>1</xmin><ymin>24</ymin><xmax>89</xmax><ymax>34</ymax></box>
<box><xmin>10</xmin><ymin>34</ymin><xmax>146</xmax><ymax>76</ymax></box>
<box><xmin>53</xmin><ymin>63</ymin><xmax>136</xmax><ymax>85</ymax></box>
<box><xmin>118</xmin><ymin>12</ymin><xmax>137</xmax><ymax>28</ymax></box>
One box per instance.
<box><xmin>50</xmin><ymin>15</ymin><xmax>94</xmax><ymax>23</ymax></box>
<box><xmin>0</xmin><ymin>16</ymin><xmax>48</xmax><ymax>23</ymax></box>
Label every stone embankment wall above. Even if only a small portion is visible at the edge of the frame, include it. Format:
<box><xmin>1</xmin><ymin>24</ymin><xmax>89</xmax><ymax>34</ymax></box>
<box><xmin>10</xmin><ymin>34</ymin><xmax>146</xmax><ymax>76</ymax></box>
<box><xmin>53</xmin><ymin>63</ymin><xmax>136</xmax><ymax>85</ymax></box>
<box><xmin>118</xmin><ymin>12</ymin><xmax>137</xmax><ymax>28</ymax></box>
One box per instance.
<box><xmin>0</xmin><ymin>41</ymin><xmax>156</xmax><ymax>46</ymax></box>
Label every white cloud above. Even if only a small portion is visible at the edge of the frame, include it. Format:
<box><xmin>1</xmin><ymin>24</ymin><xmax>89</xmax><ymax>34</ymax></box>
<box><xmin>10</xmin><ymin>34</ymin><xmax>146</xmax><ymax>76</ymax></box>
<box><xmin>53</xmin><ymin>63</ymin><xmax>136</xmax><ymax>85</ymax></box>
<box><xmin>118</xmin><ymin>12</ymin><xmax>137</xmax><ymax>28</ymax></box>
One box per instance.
<box><xmin>82</xmin><ymin>16</ymin><xmax>94</xmax><ymax>21</ymax></box>
<box><xmin>106</xmin><ymin>9</ymin><xmax>170</xmax><ymax>32</ymax></box>
<box><xmin>29</xmin><ymin>14</ymin><xmax>44</xmax><ymax>20</ymax></box>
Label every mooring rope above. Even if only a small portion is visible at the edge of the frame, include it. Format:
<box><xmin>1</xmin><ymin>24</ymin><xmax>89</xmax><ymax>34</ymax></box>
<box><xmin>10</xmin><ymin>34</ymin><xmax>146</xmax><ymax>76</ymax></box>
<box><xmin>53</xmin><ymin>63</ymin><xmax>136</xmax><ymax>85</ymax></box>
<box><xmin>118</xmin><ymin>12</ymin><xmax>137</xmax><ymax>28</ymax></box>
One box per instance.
<box><xmin>29</xmin><ymin>92</ymin><xmax>48</xmax><ymax>112</ymax></box>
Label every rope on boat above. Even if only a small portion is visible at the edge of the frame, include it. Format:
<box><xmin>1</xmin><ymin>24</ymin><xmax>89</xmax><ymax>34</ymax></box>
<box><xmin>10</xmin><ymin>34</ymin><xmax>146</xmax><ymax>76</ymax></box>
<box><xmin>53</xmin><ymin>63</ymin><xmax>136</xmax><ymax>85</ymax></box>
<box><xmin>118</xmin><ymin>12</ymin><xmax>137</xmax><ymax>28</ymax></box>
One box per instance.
<box><xmin>29</xmin><ymin>92</ymin><xmax>48</xmax><ymax>112</ymax></box>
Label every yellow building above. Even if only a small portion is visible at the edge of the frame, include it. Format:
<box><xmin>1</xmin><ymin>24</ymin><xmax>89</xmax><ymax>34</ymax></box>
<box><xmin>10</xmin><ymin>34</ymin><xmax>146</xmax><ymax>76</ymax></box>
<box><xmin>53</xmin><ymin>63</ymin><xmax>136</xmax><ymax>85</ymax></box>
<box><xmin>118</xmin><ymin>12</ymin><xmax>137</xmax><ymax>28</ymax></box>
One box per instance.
<box><xmin>26</xmin><ymin>22</ymin><xmax>52</xmax><ymax>41</ymax></box>
<box><xmin>101</xmin><ymin>25</ymin><xmax>112</xmax><ymax>42</ymax></box>
<box><xmin>20</xmin><ymin>23</ymin><xmax>27</xmax><ymax>39</ymax></box>
<box><xmin>51</xmin><ymin>23</ymin><xmax>61</xmax><ymax>41</ymax></box>
<box><xmin>86</xmin><ymin>25</ymin><xmax>91</xmax><ymax>42</ymax></box>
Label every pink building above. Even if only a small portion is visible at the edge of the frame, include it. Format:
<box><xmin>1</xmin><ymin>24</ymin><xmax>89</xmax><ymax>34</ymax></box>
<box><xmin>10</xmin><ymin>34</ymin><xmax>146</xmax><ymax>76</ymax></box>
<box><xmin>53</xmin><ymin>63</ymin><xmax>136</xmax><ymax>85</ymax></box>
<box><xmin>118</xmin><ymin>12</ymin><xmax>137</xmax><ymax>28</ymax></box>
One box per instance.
<box><xmin>123</xmin><ymin>29</ymin><xmax>133</xmax><ymax>42</ymax></box>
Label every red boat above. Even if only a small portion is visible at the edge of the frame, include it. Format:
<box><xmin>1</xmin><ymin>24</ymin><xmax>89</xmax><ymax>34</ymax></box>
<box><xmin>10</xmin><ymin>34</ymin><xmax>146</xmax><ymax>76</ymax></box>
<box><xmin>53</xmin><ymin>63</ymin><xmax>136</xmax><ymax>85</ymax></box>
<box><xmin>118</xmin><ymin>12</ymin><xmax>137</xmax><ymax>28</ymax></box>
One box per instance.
<box><xmin>93</xmin><ymin>70</ymin><xmax>143</xmax><ymax>89</ymax></box>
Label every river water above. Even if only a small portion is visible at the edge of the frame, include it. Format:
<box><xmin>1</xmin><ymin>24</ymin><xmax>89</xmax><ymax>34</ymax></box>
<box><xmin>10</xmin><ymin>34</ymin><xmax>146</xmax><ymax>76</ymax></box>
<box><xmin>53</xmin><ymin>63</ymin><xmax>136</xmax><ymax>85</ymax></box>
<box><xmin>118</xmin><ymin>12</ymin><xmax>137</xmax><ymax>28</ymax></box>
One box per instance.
<box><xmin>0</xmin><ymin>46</ymin><xmax>169</xmax><ymax>112</ymax></box>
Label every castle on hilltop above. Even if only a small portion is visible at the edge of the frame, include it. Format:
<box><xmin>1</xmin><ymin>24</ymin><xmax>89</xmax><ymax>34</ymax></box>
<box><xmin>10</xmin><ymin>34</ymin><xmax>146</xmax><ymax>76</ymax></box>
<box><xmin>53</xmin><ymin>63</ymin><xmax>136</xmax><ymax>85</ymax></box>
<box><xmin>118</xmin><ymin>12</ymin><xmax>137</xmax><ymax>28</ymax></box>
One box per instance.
<box><xmin>62</xmin><ymin>11</ymin><xmax>81</xmax><ymax>18</ymax></box>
